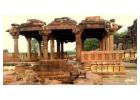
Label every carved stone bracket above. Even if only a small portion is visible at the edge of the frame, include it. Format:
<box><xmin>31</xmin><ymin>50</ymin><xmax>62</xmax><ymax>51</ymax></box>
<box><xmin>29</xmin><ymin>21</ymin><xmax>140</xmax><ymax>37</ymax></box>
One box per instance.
<box><xmin>73</xmin><ymin>26</ymin><xmax>83</xmax><ymax>35</ymax></box>
<box><xmin>8</xmin><ymin>27</ymin><xmax>19</xmax><ymax>37</ymax></box>
<box><xmin>12</xmin><ymin>35</ymin><xmax>19</xmax><ymax>39</ymax></box>
<box><xmin>39</xmin><ymin>26</ymin><xmax>51</xmax><ymax>36</ymax></box>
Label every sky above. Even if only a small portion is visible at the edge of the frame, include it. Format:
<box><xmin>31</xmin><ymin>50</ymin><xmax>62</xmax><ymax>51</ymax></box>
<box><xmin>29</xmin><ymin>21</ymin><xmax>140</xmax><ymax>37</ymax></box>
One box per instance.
<box><xmin>1</xmin><ymin>0</ymin><xmax>138</xmax><ymax>52</ymax></box>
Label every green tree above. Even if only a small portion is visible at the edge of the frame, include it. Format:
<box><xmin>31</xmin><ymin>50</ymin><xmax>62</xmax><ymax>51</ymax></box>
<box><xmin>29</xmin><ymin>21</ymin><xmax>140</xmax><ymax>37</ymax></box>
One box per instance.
<box><xmin>31</xmin><ymin>39</ymin><xmax>38</xmax><ymax>53</ymax></box>
<box><xmin>84</xmin><ymin>38</ymin><xmax>99</xmax><ymax>51</ymax></box>
<box><xmin>114</xmin><ymin>30</ymin><xmax>128</xmax><ymax>44</ymax></box>
<box><xmin>114</xmin><ymin>30</ymin><xmax>132</xmax><ymax>49</ymax></box>
<box><xmin>3</xmin><ymin>49</ymin><xmax>8</xmax><ymax>53</ymax></box>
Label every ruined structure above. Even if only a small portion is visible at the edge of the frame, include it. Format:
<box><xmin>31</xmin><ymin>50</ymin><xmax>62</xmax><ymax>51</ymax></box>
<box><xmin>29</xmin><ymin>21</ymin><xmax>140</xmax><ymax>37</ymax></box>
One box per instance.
<box><xmin>4</xmin><ymin>16</ymin><xmax>138</xmax><ymax>85</ymax></box>
<box><xmin>6</xmin><ymin>16</ymin><xmax>125</xmax><ymax>75</ymax></box>
<box><xmin>6</xmin><ymin>16</ymin><xmax>121</xmax><ymax>62</ymax></box>
<box><xmin>128</xmin><ymin>19</ymin><xmax>137</xmax><ymax>49</ymax></box>
<box><xmin>6</xmin><ymin>19</ymin><xmax>46</xmax><ymax>61</ymax></box>
<box><xmin>122</xmin><ymin>19</ymin><xmax>137</xmax><ymax>62</ymax></box>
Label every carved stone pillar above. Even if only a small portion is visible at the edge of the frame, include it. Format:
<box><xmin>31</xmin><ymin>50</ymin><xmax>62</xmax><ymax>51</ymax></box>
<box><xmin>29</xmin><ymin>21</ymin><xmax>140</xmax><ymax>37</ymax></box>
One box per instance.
<box><xmin>99</xmin><ymin>38</ymin><xmax>103</xmax><ymax>50</ymax></box>
<box><xmin>42</xmin><ymin>35</ymin><xmax>48</xmax><ymax>60</ymax></box>
<box><xmin>26</xmin><ymin>36</ymin><xmax>32</xmax><ymax>60</ymax></box>
<box><xmin>105</xmin><ymin>35</ymin><xmax>109</xmax><ymax>51</ymax></box>
<box><xmin>102</xmin><ymin>37</ymin><xmax>106</xmax><ymax>50</ymax></box>
<box><xmin>132</xmin><ymin>36</ymin><xmax>136</xmax><ymax>49</ymax></box>
<box><xmin>60</xmin><ymin>41</ymin><xmax>64</xmax><ymax>59</ymax></box>
<box><xmin>12</xmin><ymin>35</ymin><xmax>19</xmax><ymax>54</ymax></box>
<box><xmin>57</xmin><ymin>40</ymin><xmax>60</xmax><ymax>59</ymax></box>
<box><xmin>38</xmin><ymin>40</ymin><xmax>42</xmax><ymax>58</ymax></box>
<box><xmin>12</xmin><ymin>35</ymin><xmax>19</xmax><ymax>61</ymax></box>
<box><xmin>76</xmin><ymin>32</ymin><xmax>82</xmax><ymax>61</ymax></box>
<box><xmin>50</xmin><ymin>36</ymin><xmax>55</xmax><ymax>60</ymax></box>
<box><xmin>109</xmin><ymin>34</ymin><xmax>114</xmax><ymax>51</ymax></box>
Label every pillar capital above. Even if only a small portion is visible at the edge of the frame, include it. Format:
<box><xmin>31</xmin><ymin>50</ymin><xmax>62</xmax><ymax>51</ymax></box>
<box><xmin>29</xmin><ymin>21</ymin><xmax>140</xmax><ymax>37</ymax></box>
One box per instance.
<box><xmin>7</xmin><ymin>25</ymin><xmax>19</xmax><ymax>37</ymax></box>
<box><xmin>50</xmin><ymin>36</ymin><xmax>55</xmax><ymax>60</ymax></box>
<box><xmin>12</xmin><ymin>35</ymin><xmax>19</xmax><ymax>39</ymax></box>
<box><xmin>39</xmin><ymin>26</ymin><xmax>51</xmax><ymax>36</ymax></box>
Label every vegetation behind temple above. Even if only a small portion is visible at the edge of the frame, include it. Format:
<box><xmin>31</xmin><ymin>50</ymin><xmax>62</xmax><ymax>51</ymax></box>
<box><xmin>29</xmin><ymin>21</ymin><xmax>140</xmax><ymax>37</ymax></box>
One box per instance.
<box><xmin>114</xmin><ymin>30</ymin><xmax>132</xmax><ymax>49</ymax></box>
<box><xmin>84</xmin><ymin>38</ymin><xmax>99</xmax><ymax>51</ymax></box>
<box><xmin>84</xmin><ymin>30</ymin><xmax>132</xmax><ymax>51</ymax></box>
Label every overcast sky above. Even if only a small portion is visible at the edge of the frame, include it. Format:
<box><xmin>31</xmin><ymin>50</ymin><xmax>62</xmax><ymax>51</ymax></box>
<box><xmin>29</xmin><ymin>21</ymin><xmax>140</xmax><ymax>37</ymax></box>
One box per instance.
<box><xmin>1</xmin><ymin>0</ymin><xmax>138</xmax><ymax>52</ymax></box>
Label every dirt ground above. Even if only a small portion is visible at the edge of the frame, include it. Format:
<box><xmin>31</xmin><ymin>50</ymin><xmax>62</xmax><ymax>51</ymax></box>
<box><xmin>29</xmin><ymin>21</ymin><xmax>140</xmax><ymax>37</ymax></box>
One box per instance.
<box><xmin>3</xmin><ymin>63</ymin><xmax>137</xmax><ymax>85</ymax></box>
<box><xmin>102</xmin><ymin>68</ymin><xmax>137</xmax><ymax>85</ymax></box>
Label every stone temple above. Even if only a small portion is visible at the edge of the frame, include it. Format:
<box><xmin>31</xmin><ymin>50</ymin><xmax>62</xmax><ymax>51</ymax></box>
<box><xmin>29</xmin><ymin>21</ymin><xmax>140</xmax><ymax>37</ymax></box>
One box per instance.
<box><xmin>4</xmin><ymin>16</ymin><xmax>137</xmax><ymax>85</ymax></box>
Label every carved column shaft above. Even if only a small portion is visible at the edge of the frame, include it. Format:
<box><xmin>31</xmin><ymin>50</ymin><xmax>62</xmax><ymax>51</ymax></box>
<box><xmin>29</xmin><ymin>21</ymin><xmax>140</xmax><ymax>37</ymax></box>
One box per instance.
<box><xmin>12</xmin><ymin>35</ymin><xmax>19</xmax><ymax>61</ymax></box>
<box><xmin>99</xmin><ymin>39</ymin><xmax>103</xmax><ymax>50</ymax></box>
<box><xmin>105</xmin><ymin>35</ymin><xmax>110</xmax><ymax>51</ymax></box>
<box><xmin>76</xmin><ymin>32</ymin><xmax>82</xmax><ymax>61</ymax></box>
<box><xmin>26</xmin><ymin>37</ymin><xmax>32</xmax><ymax>60</ymax></box>
<box><xmin>38</xmin><ymin>40</ymin><xmax>42</xmax><ymax>58</ymax></box>
<box><xmin>12</xmin><ymin>35</ymin><xmax>19</xmax><ymax>54</ymax></box>
<box><xmin>102</xmin><ymin>37</ymin><xmax>106</xmax><ymax>50</ymax></box>
<box><xmin>50</xmin><ymin>36</ymin><xmax>55</xmax><ymax>60</ymax></box>
<box><xmin>57</xmin><ymin>40</ymin><xmax>60</xmax><ymax>59</ymax></box>
<box><xmin>60</xmin><ymin>41</ymin><xmax>64</xmax><ymax>59</ymax></box>
<box><xmin>109</xmin><ymin>34</ymin><xmax>114</xmax><ymax>51</ymax></box>
<box><xmin>42</xmin><ymin>35</ymin><xmax>48</xmax><ymax>59</ymax></box>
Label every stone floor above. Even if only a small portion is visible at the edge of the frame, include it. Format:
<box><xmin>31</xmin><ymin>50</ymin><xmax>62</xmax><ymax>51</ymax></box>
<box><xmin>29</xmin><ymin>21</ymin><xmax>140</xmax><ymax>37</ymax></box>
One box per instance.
<box><xmin>3</xmin><ymin>62</ymin><xmax>137</xmax><ymax>85</ymax></box>
<box><xmin>102</xmin><ymin>68</ymin><xmax>137</xmax><ymax>85</ymax></box>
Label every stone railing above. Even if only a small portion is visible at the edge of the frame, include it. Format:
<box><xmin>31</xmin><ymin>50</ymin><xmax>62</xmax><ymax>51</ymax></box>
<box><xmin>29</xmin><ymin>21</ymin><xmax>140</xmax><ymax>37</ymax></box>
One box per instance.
<box><xmin>81</xmin><ymin>51</ymin><xmax>125</xmax><ymax>74</ymax></box>
<box><xmin>18</xmin><ymin>53</ymin><xmax>38</xmax><ymax>61</ymax></box>
<box><xmin>3</xmin><ymin>53</ymin><xmax>38</xmax><ymax>62</ymax></box>
<box><xmin>47</xmin><ymin>52</ymin><xmax>68</xmax><ymax>59</ymax></box>
<box><xmin>3</xmin><ymin>52</ymin><xmax>68</xmax><ymax>62</ymax></box>
<box><xmin>81</xmin><ymin>51</ymin><xmax>124</xmax><ymax>63</ymax></box>
<box><xmin>123</xmin><ymin>50</ymin><xmax>137</xmax><ymax>62</ymax></box>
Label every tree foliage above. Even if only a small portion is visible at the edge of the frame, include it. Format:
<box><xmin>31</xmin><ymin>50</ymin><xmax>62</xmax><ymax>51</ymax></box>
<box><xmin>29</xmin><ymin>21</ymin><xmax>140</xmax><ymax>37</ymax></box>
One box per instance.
<box><xmin>3</xmin><ymin>49</ymin><xmax>8</xmax><ymax>53</ymax></box>
<box><xmin>114</xmin><ymin>30</ymin><xmax>132</xmax><ymax>49</ymax></box>
<box><xmin>84</xmin><ymin>38</ymin><xmax>99</xmax><ymax>51</ymax></box>
<box><xmin>31</xmin><ymin>39</ymin><xmax>39</xmax><ymax>53</ymax></box>
<box><xmin>114</xmin><ymin>30</ymin><xmax>128</xmax><ymax>44</ymax></box>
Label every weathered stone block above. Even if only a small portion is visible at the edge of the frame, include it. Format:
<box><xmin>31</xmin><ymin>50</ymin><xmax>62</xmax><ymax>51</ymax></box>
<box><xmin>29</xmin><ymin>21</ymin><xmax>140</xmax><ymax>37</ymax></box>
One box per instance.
<box><xmin>3</xmin><ymin>75</ymin><xmax>16</xmax><ymax>84</ymax></box>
